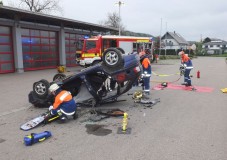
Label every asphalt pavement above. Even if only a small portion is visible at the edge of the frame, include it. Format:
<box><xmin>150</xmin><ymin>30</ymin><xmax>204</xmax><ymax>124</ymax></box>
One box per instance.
<box><xmin>0</xmin><ymin>57</ymin><xmax>227</xmax><ymax>160</ymax></box>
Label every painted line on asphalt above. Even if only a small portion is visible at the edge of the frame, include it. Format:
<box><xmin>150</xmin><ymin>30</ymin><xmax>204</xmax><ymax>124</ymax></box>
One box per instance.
<box><xmin>0</xmin><ymin>106</ymin><xmax>30</xmax><ymax>117</ymax></box>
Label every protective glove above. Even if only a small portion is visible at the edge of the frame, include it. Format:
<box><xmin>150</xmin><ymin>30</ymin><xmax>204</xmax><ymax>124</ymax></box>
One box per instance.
<box><xmin>49</xmin><ymin>105</ymin><xmax>53</xmax><ymax>111</ymax></box>
<box><xmin>183</xmin><ymin>64</ymin><xmax>187</xmax><ymax>67</ymax></box>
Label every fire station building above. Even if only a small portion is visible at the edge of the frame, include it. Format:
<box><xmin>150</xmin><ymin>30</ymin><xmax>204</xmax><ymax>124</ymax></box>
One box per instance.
<box><xmin>0</xmin><ymin>5</ymin><xmax>117</xmax><ymax>74</ymax></box>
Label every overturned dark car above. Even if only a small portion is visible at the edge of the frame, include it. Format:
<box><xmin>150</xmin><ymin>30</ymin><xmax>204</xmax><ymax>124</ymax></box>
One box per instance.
<box><xmin>29</xmin><ymin>48</ymin><xmax>142</xmax><ymax>108</ymax></box>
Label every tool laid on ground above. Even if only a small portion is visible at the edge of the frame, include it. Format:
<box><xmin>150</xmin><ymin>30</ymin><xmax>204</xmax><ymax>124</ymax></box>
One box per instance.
<box><xmin>152</xmin><ymin>71</ymin><xmax>180</xmax><ymax>77</ymax></box>
<box><xmin>152</xmin><ymin>83</ymin><xmax>216</xmax><ymax>93</ymax></box>
<box><xmin>23</xmin><ymin>131</ymin><xmax>52</xmax><ymax>146</ymax></box>
<box><xmin>20</xmin><ymin>111</ymin><xmax>59</xmax><ymax>131</ymax></box>
<box><xmin>132</xmin><ymin>90</ymin><xmax>161</xmax><ymax>107</ymax></box>
<box><xmin>151</xmin><ymin>66</ymin><xmax>183</xmax><ymax>84</ymax></box>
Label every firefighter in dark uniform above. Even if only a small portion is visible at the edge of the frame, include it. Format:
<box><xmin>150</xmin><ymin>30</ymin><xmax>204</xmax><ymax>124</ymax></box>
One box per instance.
<box><xmin>139</xmin><ymin>51</ymin><xmax>152</xmax><ymax>95</ymax></box>
<box><xmin>179</xmin><ymin>51</ymin><xmax>193</xmax><ymax>86</ymax></box>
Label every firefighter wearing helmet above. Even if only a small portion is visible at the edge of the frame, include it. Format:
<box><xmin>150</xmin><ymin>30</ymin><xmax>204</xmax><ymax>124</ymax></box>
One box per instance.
<box><xmin>48</xmin><ymin>83</ymin><xmax>77</xmax><ymax>122</ymax></box>
<box><xmin>178</xmin><ymin>51</ymin><xmax>193</xmax><ymax>86</ymax></box>
<box><xmin>139</xmin><ymin>51</ymin><xmax>152</xmax><ymax>95</ymax></box>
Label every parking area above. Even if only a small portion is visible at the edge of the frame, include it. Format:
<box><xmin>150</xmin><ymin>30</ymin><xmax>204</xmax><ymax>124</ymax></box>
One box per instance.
<box><xmin>0</xmin><ymin>57</ymin><xmax>227</xmax><ymax>160</ymax></box>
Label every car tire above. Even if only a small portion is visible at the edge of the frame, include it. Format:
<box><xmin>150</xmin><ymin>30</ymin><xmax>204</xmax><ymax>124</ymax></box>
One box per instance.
<box><xmin>33</xmin><ymin>79</ymin><xmax>50</xmax><ymax>99</ymax></box>
<box><xmin>116</xmin><ymin>47</ymin><xmax>125</xmax><ymax>54</ymax></box>
<box><xmin>102</xmin><ymin>48</ymin><xmax>123</xmax><ymax>68</ymax></box>
<box><xmin>53</xmin><ymin>73</ymin><xmax>66</xmax><ymax>82</ymax></box>
<box><xmin>28</xmin><ymin>91</ymin><xmax>53</xmax><ymax>108</ymax></box>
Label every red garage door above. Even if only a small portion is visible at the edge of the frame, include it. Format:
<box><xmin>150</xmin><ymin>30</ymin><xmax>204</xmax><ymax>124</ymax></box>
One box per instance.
<box><xmin>0</xmin><ymin>26</ymin><xmax>14</xmax><ymax>73</ymax></box>
<box><xmin>21</xmin><ymin>28</ymin><xmax>58</xmax><ymax>71</ymax></box>
<box><xmin>65</xmin><ymin>33</ymin><xmax>84</xmax><ymax>67</ymax></box>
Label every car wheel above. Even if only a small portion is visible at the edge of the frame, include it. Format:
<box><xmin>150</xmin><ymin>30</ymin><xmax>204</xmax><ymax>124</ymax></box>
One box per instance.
<box><xmin>53</xmin><ymin>73</ymin><xmax>66</xmax><ymax>82</ymax></box>
<box><xmin>102</xmin><ymin>48</ymin><xmax>123</xmax><ymax>68</ymax></box>
<box><xmin>28</xmin><ymin>91</ymin><xmax>53</xmax><ymax>108</ymax></box>
<box><xmin>116</xmin><ymin>47</ymin><xmax>125</xmax><ymax>54</ymax></box>
<box><xmin>33</xmin><ymin>79</ymin><xmax>50</xmax><ymax>99</ymax></box>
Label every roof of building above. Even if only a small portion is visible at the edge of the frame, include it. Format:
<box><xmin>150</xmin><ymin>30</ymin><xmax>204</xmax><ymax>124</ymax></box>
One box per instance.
<box><xmin>203</xmin><ymin>41</ymin><xmax>227</xmax><ymax>45</ymax></box>
<box><xmin>0</xmin><ymin>5</ymin><xmax>118</xmax><ymax>32</ymax></box>
<box><xmin>162</xmin><ymin>32</ymin><xmax>189</xmax><ymax>45</ymax></box>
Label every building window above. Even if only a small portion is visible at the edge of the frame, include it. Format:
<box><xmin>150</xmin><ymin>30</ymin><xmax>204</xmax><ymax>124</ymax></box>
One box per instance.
<box><xmin>210</xmin><ymin>45</ymin><xmax>213</xmax><ymax>48</ymax></box>
<box><xmin>0</xmin><ymin>26</ymin><xmax>14</xmax><ymax>73</ymax></box>
<box><xmin>21</xmin><ymin>28</ymin><xmax>58</xmax><ymax>71</ymax></box>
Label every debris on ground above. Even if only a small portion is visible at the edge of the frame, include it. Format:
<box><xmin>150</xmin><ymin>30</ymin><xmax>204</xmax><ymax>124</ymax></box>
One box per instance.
<box><xmin>80</xmin><ymin>108</ymin><xmax>126</xmax><ymax>122</ymax></box>
<box><xmin>131</xmin><ymin>90</ymin><xmax>161</xmax><ymax>108</ymax></box>
<box><xmin>95</xmin><ymin>108</ymin><xmax>125</xmax><ymax>117</ymax></box>
<box><xmin>89</xmin><ymin>114</ymin><xmax>109</xmax><ymax>122</ymax></box>
<box><xmin>134</xmin><ymin>98</ymin><xmax>161</xmax><ymax>108</ymax></box>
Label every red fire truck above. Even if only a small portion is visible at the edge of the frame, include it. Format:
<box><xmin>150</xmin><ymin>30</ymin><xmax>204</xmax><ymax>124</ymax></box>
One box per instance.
<box><xmin>78</xmin><ymin>35</ymin><xmax>153</xmax><ymax>66</ymax></box>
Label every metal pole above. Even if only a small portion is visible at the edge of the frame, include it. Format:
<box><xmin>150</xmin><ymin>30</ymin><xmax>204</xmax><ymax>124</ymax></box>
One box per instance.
<box><xmin>116</xmin><ymin>1</ymin><xmax>124</xmax><ymax>36</ymax></box>
<box><xmin>165</xmin><ymin>22</ymin><xmax>167</xmax><ymax>56</ymax></box>
<box><xmin>119</xmin><ymin>2</ymin><xmax>121</xmax><ymax>36</ymax></box>
<box><xmin>159</xmin><ymin>18</ymin><xmax>162</xmax><ymax>56</ymax></box>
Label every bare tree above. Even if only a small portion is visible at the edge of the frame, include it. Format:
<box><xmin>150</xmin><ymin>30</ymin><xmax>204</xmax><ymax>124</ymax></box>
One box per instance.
<box><xmin>9</xmin><ymin>0</ymin><xmax>62</xmax><ymax>14</ymax></box>
<box><xmin>100</xmin><ymin>12</ymin><xmax>125</xmax><ymax>32</ymax></box>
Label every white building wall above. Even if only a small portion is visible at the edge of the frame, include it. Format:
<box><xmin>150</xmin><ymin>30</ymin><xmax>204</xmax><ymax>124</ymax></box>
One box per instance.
<box><xmin>162</xmin><ymin>38</ymin><xmax>187</xmax><ymax>50</ymax></box>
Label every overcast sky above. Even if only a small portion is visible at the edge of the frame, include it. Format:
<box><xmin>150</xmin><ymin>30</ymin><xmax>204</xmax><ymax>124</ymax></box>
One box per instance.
<box><xmin>4</xmin><ymin>0</ymin><xmax>227</xmax><ymax>41</ymax></box>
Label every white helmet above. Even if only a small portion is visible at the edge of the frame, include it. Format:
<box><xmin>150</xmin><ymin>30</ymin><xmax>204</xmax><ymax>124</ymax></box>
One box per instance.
<box><xmin>139</xmin><ymin>51</ymin><xmax>146</xmax><ymax>57</ymax></box>
<box><xmin>49</xmin><ymin>83</ymin><xmax>59</xmax><ymax>93</ymax></box>
<box><xmin>178</xmin><ymin>51</ymin><xmax>184</xmax><ymax>56</ymax></box>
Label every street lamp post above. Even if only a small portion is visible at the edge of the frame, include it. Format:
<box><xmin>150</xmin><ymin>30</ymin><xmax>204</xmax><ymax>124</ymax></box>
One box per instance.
<box><xmin>159</xmin><ymin>18</ymin><xmax>162</xmax><ymax>56</ymax></box>
<box><xmin>115</xmin><ymin>1</ymin><xmax>124</xmax><ymax>36</ymax></box>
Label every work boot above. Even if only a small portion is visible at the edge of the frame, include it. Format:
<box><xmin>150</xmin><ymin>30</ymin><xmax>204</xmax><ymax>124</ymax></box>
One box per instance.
<box><xmin>57</xmin><ymin>114</ymin><xmax>68</xmax><ymax>124</ymax></box>
<box><xmin>181</xmin><ymin>82</ymin><xmax>188</xmax><ymax>85</ymax></box>
<box><xmin>73</xmin><ymin>113</ymin><xmax>78</xmax><ymax>120</ymax></box>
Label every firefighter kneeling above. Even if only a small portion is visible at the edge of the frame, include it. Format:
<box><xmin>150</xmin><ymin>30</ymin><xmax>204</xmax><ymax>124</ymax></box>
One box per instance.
<box><xmin>139</xmin><ymin>51</ymin><xmax>152</xmax><ymax>95</ymax></box>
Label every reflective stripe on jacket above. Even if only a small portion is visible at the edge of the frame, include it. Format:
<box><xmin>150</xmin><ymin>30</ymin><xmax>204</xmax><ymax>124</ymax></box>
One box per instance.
<box><xmin>53</xmin><ymin>90</ymin><xmax>72</xmax><ymax>109</ymax></box>
<box><xmin>181</xmin><ymin>54</ymin><xmax>193</xmax><ymax>69</ymax></box>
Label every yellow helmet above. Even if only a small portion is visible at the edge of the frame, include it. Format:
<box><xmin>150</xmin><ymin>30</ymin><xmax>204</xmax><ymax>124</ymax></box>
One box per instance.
<box><xmin>132</xmin><ymin>91</ymin><xmax>143</xmax><ymax>99</ymax></box>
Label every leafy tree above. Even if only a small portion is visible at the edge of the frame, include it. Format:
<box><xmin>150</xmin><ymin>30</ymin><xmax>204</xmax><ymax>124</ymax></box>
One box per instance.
<box><xmin>195</xmin><ymin>42</ymin><xmax>204</xmax><ymax>55</ymax></box>
<box><xmin>153</xmin><ymin>36</ymin><xmax>160</xmax><ymax>50</ymax></box>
